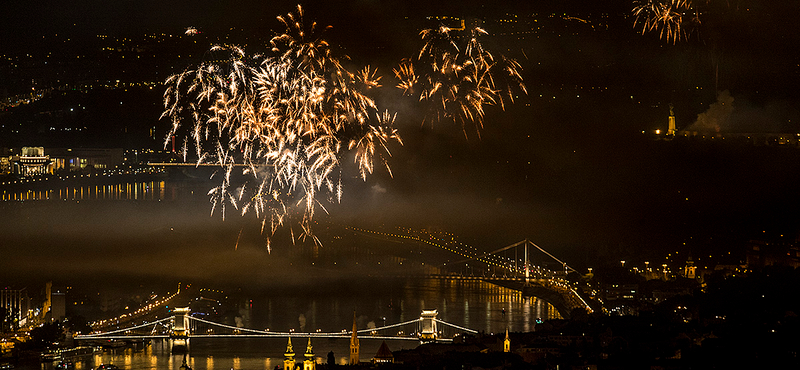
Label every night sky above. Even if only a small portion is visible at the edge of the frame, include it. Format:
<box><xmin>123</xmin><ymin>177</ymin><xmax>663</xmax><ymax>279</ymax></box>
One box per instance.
<box><xmin>2</xmin><ymin>1</ymin><xmax>800</xmax><ymax>288</ymax></box>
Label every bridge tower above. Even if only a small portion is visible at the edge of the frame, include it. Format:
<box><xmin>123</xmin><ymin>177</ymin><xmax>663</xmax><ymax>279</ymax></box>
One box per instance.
<box><xmin>172</xmin><ymin>307</ymin><xmax>190</xmax><ymax>337</ymax></box>
<box><xmin>349</xmin><ymin>311</ymin><xmax>359</xmax><ymax>365</ymax></box>
<box><xmin>284</xmin><ymin>338</ymin><xmax>296</xmax><ymax>370</ymax></box>
<box><xmin>171</xmin><ymin>307</ymin><xmax>191</xmax><ymax>354</ymax></box>
<box><xmin>524</xmin><ymin>240</ymin><xmax>530</xmax><ymax>284</ymax></box>
<box><xmin>419</xmin><ymin>309</ymin><xmax>438</xmax><ymax>342</ymax></box>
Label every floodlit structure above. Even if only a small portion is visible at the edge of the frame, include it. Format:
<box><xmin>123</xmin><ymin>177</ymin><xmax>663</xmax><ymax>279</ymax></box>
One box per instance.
<box><xmin>172</xmin><ymin>307</ymin><xmax>190</xmax><ymax>337</ymax></box>
<box><xmin>349</xmin><ymin>311</ymin><xmax>360</xmax><ymax>365</ymax></box>
<box><xmin>11</xmin><ymin>147</ymin><xmax>51</xmax><ymax>176</ymax></box>
<box><xmin>303</xmin><ymin>338</ymin><xmax>315</xmax><ymax>370</ymax></box>
<box><xmin>373</xmin><ymin>341</ymin><xmax>394</xmax><ymax>363</ymax></box>
<box><xmin>284</xmin><ymin>337</ymin><xmax>295</xmax><ymax>370</ymax></box>
<box><xmin>0</xmin><ymin>287</ymin><xmax>30</xmax><ymax>327</ymax></box>
<box><xmin>419</xmin><ymin>309</ymin><xmax>438</xmax><ymax>341</ymax></box>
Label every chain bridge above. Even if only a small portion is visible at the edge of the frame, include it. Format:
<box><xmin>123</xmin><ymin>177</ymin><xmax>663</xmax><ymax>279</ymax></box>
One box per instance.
<box><xmin>76</xmin><ymin>308</ymin><xmax>475</xmax><ymax>344</ymax></box>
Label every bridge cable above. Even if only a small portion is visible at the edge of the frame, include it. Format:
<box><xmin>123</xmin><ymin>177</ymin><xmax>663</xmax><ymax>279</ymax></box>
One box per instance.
<box><xmin>355</xmin><ymin>318</ymin><xmax>421</xmax><ymax>335</ymax></box>
<box><xmin>82</xmin><ymin>316</ymin><xmax>175</xmax><ymax>338</ymax></box>
<box><xmin>433</xmin><ymin>319</ymin><xmax>479</xmax><ymax>334</ymax></box>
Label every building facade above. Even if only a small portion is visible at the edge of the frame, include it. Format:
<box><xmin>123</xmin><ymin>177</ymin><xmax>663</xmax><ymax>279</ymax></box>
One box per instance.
<box><xmin>1</xmin><ymin>287</ymin><xmax>30</xmax><ymax>328</ymax></box>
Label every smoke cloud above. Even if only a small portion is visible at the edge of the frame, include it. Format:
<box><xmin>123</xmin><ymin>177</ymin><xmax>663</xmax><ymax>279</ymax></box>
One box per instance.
<box><xmin>683</xmin><ymin>90</ymin><xmax>800</xmax><ymax>134</ymax></box>
<box><xmin>684</xmin><ymin>90</ymin><xmax>734</xmax><ymax>133</ymax></box>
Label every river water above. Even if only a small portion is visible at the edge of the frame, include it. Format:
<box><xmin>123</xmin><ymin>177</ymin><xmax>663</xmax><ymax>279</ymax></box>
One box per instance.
<box><xmin>2</xmin><ymin>175</ymin><xmax>560</xmax><ymax>370</ymax></box>
<box><xmin>35</xmin><ymin>278</ymin><xmax>558</xmax><ymax>370</ymax></box>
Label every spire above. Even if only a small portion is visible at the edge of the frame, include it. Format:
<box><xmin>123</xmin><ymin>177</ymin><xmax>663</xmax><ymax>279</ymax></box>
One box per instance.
<box><xmin>503</xmin><ymin>328</ymin><xmax>511</xmax><ymax>353</ymax></box>
<box><xmin>284</xmin><ymin>337</ymin><xmax>296</xmax><ymax>370</ymax></box>
<box><xmin>349</xmin><ymin>311</ymin><xmax>360</xmax><ymax>365</ymax></box>
<box><xmin>303</xmin><ymin>338</ymin><xmax>315</xmax><ymax>370</ymax></box>
<box><xmin>285</xmin><ymin>337</ymin><xmax>295</xmax><ymax>358</ymax></box>
<box><xmin>305</xmin><ymin>337</ymin><xmax>314</xmax><ymax>360</ymax></box>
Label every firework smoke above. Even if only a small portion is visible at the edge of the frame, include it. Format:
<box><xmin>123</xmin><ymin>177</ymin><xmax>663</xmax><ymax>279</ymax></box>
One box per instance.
<box><xmin>161</xmin><ymin>5</ymin><xmax>401</xmax><ymax>245</ymax></box>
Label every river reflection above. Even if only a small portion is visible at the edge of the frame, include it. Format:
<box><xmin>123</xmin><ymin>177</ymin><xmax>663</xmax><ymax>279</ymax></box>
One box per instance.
<box><xmin>242</xmin><ymin>279</ymin><xmax>560</xmax><ymax>335</ymax></box>
<box><xmin>1</xmin><ymin>181</ymin><xmax>168</xmax><ymax>202</ymax></box>
<box><xmin>8</xmin><ymin>176</ymin><xmax>562</xmax><ymax>370</ymax></box>
<box><xmin>37</xmin><ymin>279</ymin><xmax>558</xmax><ymax>370</ymax></box>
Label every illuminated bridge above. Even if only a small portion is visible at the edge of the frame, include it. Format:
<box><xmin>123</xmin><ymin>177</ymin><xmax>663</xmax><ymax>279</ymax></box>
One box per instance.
<box><xmin>347</xmin><ymin>227</ymin><xmax>595</xmax><ymax>318</ymax></box>
<box><xmin>75</xmin><ymin>308</ymin><xmax>475</xmax><ymax>343</ymax></box>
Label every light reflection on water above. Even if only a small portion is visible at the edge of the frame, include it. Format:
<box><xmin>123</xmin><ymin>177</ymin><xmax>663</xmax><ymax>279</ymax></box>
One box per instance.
<box><xmin>37</xmin><ymin>279</ymin><xmax>558</xmax><ymax>370</ymax></box>
<box><xmin>9</xmin><ymin>178</ymin><xmax>562</xmax><ymax>370</ymax></box>
<box><xmin>1</xmin><ymin>181</ymin><xmax>168</xmax><ymax>202</ymax></box>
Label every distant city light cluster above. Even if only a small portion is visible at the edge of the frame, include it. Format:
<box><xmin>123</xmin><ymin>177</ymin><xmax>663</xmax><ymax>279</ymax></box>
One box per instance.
<box><xmin>90</xmin><ymin>290</ymin><xmax>179</xmax><ymax>330</ymax></box>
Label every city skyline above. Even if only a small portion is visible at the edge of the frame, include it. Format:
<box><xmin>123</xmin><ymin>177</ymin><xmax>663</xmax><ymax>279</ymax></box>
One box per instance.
<box><xmin>2</xmin><ymin>1</ymin><xmax>800</xmax><ymax>285</ymax></box>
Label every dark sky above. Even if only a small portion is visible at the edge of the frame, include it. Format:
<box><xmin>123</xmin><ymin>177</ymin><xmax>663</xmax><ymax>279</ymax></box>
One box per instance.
<box><xmin>3</xmin><ymin>0</ymin><xmax>800</xmax><ymax>288</ymax></box>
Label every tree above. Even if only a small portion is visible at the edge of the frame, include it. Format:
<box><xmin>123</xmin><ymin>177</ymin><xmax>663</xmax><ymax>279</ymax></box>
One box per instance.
<box><xmin>27</xmin><ymin>321</ymin><xmax>64</xmax><ymax>350</ymax></box>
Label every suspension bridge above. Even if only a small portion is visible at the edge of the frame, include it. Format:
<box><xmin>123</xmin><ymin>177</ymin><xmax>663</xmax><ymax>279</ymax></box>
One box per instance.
<box><xmin>75</xmin><ymin>308</ymin><xmax>475</xmax><ymax>344</ymax></box>
<box><xmin>347</xmin><ymin>227</ymin><xmax>595</xmax><ymax>317</ymax></box>
<box><xmin>77</xmin><ymin>223</ymin><xmax>594</xmax><ymax>345</ymax></box>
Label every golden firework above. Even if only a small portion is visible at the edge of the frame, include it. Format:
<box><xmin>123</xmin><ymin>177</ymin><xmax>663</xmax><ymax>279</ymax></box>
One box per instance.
<box><xmin>162</xmin><ymin>5</ymin><xmax>401</xmax><ymax>246</ymax></box>
<box><xmin>394</xmin><ymin>24</ymin><xmax>526</xmax><ymax>138</ymax></box>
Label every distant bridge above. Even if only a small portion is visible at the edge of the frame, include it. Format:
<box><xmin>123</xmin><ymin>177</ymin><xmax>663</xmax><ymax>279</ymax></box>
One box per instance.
<box><xmin>348</xmin><ymin>227</ymin><xmax>594</xmax><ymax>318</ymax></box>
<box><xmin>76</xmin><ymin>309</ymin><xmax>475</xmax><ymax>343</ymax></box>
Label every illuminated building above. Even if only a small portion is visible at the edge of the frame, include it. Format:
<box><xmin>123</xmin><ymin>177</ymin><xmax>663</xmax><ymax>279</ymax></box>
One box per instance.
<box><xmin>373</xmin><ymin>341</ymin><xmax>393</xmax><ymax>364</ymax></box>
<box><xmin>11</xmin><ymin>147</ymin><xmax>52</xmax><ymax>176</ymax></box>
<box><xmin>503</xmin><ymin>328</ymin><xmax>511</xmax><ymax>353</ymax></box>
<box><xmin>50</xmin><ymin>289</ymin><xmax>66</xmax><ymax>322</ymax></box>
<box><xmin>40</xmin><ymin>282</ymin><xmax>66</xmax><ymax>323</ymax></box>
<box><xmin>284</xmin><ymin>337</ymin><xmax>295</xmax><ymax>370</ymax></box>
<box><xmin>4</xmin><ymin>147</ymin><xmax>123</xmax><ymax>175</ymax></box>
<box><xmin>47</xmin><ymin>148</ymin><xmax>124</xmax><ymax>172</ymax></box>
<box><xmin>0</xmin><ymin>156</ymin><xmax>9</xmax><ymax>174</ymax></box>
<box><xmin>349</xmin><ymin>311</ymin><xmax>359</xmax><ymax>365</ymax></box>
<box><xmin>303</xmin><ymin>338</ymin><xmax>315</xmax><ymax>370</ymax></box>
<box><xmin>0</xmin><ymin>287</ymin><xmax>30</xmax><ymax>327</ymax></box>
<box><xmin>683</xmin><ymin>256</ymin><xmax>696</xmax><ymax>279</ymax></box>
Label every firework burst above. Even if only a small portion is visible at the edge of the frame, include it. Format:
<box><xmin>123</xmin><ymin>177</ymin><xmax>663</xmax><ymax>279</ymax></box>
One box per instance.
<box><xmin>632</xmin><ymin>0</ymin><xmax>699</xmax><ymax>44</ymax></box>
<box><xmin>162</xmin><ymin>5</ymin><xmax>401</xmax><ymax>245</ymax></box>
<box><xmin>394</xmin><ymin>24</ymin><xmax>526</xmax><ymax>138</ymax></box>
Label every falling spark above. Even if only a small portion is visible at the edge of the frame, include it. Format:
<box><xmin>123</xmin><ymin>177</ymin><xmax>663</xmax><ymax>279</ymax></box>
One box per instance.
<box><xmin>632</xmin><ymin>0</ymin><xmax>698</xmax><ymax>44</ymax></box>
<box><xmin>394</xmin><ymin>24</ymin><xmax>526</xmax><ymax>138</ymax></box>
<box><xmin>234</xmin><ymin>228</ymin><xmax>243</xmax><ymax>250</ymax></box>
<box><xmin>162</xmin><ymin>5</ymin><xmax>402</xmax><ymax>245</ymax></box>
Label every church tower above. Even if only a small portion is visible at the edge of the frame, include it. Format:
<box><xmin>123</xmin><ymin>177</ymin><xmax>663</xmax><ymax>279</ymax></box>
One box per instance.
<box><xmin>684</xmin><ymin>256</ymin><xmax>696</xmax><ymax>279</ymax></box>
<box><xmin>503</xmin><ymin>328</ymin><xmax>511</xmax><ymax>353</ymax></box>
<box><xmin>349</xmin><ymin>311</ymin><xmax>360</xmax><ymax>365</ymax></box>
<box><xmin>283</xmin><ymin>337</ymin><xmax>295</xmax><ymax>370</ymax></box>
<box><xmin>303</xmin><ymin>338</ymin><xmax>315</xmax><ymax>370</ymax></box>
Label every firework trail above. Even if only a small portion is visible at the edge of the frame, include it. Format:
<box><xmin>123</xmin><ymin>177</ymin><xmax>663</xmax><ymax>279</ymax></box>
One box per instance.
<box><xmin>632</xmin><ymin>0</ymin><xmax>699</xmax><ymax>44</ymax></box>
<box><xmin>161</xmin><ymin>5</ymin><xmax>401</xmax><ymax>245</ymax></box>
<box><xmin>394</xmin><ymin>24</ymin><xmax>526</xmax><ymax>138</ymax></box>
